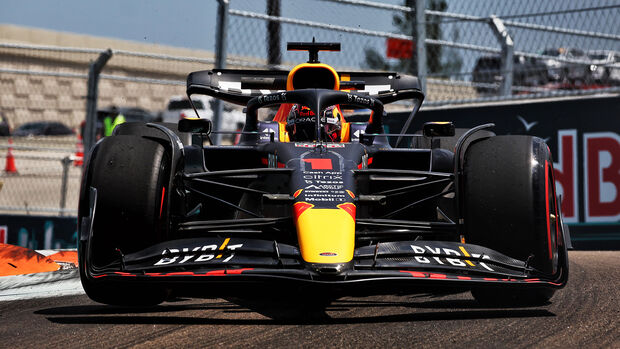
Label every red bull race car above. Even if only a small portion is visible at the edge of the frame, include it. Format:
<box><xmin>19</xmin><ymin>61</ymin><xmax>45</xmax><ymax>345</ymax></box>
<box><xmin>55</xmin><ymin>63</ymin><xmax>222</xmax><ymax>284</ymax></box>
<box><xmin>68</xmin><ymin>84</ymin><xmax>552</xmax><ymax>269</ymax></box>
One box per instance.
<box><xmin>78</xmin><ymin>41</ymin><xmax>569</xmax><ymax>308</ymax></box>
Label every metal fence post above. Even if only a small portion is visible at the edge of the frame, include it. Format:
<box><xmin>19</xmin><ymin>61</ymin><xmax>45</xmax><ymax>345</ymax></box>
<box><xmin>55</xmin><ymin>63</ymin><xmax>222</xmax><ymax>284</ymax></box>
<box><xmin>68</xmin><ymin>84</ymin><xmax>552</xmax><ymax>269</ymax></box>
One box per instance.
<box><xmin>489</xmin><ymin>15</ymin><xmax>514</xmax><ymax>96</ymax></box>
<box><xmin>59</xmin><ymin>156</ymin><xmax>72</xmax><ymax>216</ymax></box>
<box><xmin>267</xmin><ymin>0</ymin><xmax>282</xmax><ymax>67</ymax></box>
<box><xmin>84</xmin><ymin>49</ymin><xmax>112</xmax><ymax>152</ymax></box>
<box><xmin>415</xmin><ymin>0</ymin><xmax>427</xmax><ymax>94</ymax></box>
<box><xmin>213</xmin><ymin>0</ymin><xmax>230</xmax><ymax>145</ymax></box>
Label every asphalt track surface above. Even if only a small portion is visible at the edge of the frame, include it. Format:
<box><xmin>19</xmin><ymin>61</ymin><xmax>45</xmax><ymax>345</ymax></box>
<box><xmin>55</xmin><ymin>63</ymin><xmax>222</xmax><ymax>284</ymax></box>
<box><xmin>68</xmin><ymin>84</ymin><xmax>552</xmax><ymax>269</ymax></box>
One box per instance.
<box><xmin>0</xmin><ymin>251</ymin><xmax>618</xmax><ymax>348</ymax></box>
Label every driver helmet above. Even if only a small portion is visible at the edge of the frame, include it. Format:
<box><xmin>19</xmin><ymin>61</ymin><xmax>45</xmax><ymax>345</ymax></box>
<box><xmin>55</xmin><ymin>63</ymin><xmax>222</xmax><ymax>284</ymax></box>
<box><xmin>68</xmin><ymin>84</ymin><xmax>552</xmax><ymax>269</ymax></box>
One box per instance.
<box><xmin>286</xmin><ymin>104</ymin><xmax>341</xmax><ymax>142</ymax></box>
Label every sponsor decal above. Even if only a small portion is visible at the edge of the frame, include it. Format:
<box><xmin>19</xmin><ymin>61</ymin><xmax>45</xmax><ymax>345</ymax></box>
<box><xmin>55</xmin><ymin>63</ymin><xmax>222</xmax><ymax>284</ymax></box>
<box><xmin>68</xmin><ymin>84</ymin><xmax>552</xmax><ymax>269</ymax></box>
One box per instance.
<box><xmin>410</xmin><ymin>244</ymin><xmax>494</xmax><ymax>271</ymax></box>
<box><xmin>303</xmin><ymin>172</ymin><xmax>343</xmax><ymax>182</ymax></box>
<box><xmin>294</xmin><ymin>143</ymin><xmax>345</xmax><ymax>148</ymax></box>
<box><xmin>154</xmin><ymin>238</ymin><xmax>243</xmax><ymax>266</ymax></box>
<box><xmin>347</xmin><ymin>93</ymin><xmax>374</xmax><ymax>106</ymax></box>
<box><xmin>301</xmin><ymin>170</ymin><xmax>346</xmax><ymax>202</ymax></box>
<box><xmin>259</xmin><ymin>126</ymin><xmax>277</xmax><ymax>141</ymax></box>
<box><xmin>325</xmin><ymin>116</ymin><xmax>338</xmax><ymax>124</ymax></box>
<box><xmin>584</xmin><ymin>132</ymin><xmax>620</xmax><ymax>222</ymax></box>
<box><xmin>553</xmin><ymin>129</ymin><xmax>620</xmax><ymax>222</ymax></box>
<box><xmin>320</xmin><ymin>252</ymin><xmax>338</xmax><ymax>256</ymax></box>
<box><xmin>257</xmin><ymin>92</ymin><xmax>286</xmax><ymax>104</ymax></box>
<box><xmin>554</xmin><ymin>130</ymin><xmax>578</xmax><ymax>222</ymax></box>
<box><xmin>298</xmin><ymin>108</ymin><xmax>314</xmax><ymax>117</ymax></box>
<box><xmin>304</xmin><ymin>158</ymin><xmax>333</xmax><ymax>170</ymax></box>
<box><xmin>302</xmin><ymin>189</ymin><xmax>347</xmax><ymax>203</ymax></box>
<box><xmin>295</xmin><ymin>117</ymin><xmax>316</xmax><ymax>124</ymax></box>
<box><xmin>293</xmin><ymin>189</ymin><xmax>303</xmax><ymax>198</ymax></box>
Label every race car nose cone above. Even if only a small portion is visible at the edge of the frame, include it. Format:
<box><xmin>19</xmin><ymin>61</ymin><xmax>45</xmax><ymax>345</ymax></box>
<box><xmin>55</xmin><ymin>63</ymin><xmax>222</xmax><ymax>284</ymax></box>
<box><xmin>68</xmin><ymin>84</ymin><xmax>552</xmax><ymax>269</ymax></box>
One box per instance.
<box><xmin>295</xmin><ymin>207</ymin><xmax>355</xmax><ymax>264</ymax></box>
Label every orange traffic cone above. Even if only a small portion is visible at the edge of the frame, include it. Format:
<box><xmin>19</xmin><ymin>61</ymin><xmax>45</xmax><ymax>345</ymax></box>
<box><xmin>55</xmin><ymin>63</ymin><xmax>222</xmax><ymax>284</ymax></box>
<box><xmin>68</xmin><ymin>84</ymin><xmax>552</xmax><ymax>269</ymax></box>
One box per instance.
<box><xmin>4</xmin><ymin>138</ymin><xmax>17</xmax><ymax>174</ymax></box>
<box><xmin>73</xmin><ymin>134</ymin><xmax>84</xmax><ymax>167</ymax></box>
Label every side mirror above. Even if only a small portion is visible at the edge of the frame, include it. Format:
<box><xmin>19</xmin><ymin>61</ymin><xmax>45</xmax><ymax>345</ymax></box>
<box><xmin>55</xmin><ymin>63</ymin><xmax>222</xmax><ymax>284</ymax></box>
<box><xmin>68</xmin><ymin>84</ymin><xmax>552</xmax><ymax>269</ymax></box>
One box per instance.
<box><xmin>423</xmin><ymin>121</ymin><xmax>455</xmax><ymax>137</ymax></box>
<box><xmin>178</xmin><ymin>118</ymin><xmax>212</xmax><ymax>134</ymax></box>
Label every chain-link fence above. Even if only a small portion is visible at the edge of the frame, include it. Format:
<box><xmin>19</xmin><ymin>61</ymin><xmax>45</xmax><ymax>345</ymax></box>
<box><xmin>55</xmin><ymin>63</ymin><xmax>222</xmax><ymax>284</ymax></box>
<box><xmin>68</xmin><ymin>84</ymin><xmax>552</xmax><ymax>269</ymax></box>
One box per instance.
<box><xmin>223</xmin><ymin>0</ymin><xmax>620</xmax><ymax>105</ymax></box>
<box><xmin>1</xmin><ymin>0</ymin><xmax>619</xmax><ymax>215</ymax></box>
<box><xmin>0</xmin><ymin>42</ymin><xmax>215</xmax><ymax>215</ymax></box>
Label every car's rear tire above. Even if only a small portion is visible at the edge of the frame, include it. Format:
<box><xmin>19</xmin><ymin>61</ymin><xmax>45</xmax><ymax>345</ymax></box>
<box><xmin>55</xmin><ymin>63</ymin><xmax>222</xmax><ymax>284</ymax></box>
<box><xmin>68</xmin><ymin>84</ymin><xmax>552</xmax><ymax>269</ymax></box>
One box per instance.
<box><xmin>79</xmin><ymin>135</ymin><xmax>171</xmax><ymax>306</ymax></box>
<box><xmin>464</xmin><ymin>135</ymin><xmax>560</xmax><ymax>306</ymax></box>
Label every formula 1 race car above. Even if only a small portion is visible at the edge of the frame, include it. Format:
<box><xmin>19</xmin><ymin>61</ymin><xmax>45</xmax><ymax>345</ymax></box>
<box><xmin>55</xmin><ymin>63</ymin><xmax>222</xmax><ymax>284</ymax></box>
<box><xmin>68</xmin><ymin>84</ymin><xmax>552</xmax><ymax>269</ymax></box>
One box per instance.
<box><xmin>78</xmin><ymin>41</ymin><xmax>569</xmax><ymax>309</ymax></box>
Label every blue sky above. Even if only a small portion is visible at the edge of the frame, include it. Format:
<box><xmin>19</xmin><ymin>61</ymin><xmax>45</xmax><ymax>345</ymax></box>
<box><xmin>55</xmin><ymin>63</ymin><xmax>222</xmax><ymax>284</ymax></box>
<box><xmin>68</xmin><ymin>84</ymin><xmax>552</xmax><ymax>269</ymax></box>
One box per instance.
<box><xmin>1</xmin><ymin>0</ymin><xmax>220</xmax><ymax>50</ymax></box>
<box><xmin>0</xmin><ymin>0</ymin><xmax>406</xmax><ymax>49</ymax></box>
<box><xmin>0</xmin><ymin>0</ymin><xmax>401</xmax><ymax>69</ymax></box>
<box><xmin>0</xmin><ymin>0</ymin><xmax>401</xmax><ymax>51</ymax></box>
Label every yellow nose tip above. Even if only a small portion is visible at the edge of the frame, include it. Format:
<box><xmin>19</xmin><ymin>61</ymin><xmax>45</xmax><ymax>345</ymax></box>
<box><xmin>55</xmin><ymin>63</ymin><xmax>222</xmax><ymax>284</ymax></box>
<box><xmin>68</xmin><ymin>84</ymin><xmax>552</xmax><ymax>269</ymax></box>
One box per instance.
<box><xmin>295</xmin><ymin>206</ymin><xmax>355</xmax><ymax>264</ymax></box>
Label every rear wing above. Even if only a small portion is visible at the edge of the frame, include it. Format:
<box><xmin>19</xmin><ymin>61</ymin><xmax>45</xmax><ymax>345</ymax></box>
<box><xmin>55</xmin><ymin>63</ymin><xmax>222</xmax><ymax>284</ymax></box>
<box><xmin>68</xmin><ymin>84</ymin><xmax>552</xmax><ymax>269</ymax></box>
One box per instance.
<box><xmin>186</xmin><ymin>69</ymin><xmax>424</xmax><ymax>106</ymax></box>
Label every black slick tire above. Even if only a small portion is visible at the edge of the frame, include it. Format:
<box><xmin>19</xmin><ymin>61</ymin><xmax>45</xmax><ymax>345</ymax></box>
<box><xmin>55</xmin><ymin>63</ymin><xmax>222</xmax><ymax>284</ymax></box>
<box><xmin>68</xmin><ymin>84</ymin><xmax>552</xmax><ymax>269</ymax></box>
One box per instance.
<box><xmin>79</xmin><ymin>135</ymin><xmax>171</xmax><ymax>306</ymax></box>
<box><xmin>463</xmin><ymin>135</ymin><xmax>560</xmax><ymax>306</ymax></box>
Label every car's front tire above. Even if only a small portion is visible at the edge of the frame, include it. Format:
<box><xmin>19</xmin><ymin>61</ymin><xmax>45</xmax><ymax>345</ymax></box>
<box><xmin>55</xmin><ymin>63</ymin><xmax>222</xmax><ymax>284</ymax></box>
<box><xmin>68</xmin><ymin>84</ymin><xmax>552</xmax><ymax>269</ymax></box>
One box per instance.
<box><xmin>79</xmin><ymin>135</ymin><xmax>171</xmax><ymax>306</ymax></box>
<box><xmin>463</xmin><ymin>135</ymin><xmax>560</xmax><ymax>306</ymax></box>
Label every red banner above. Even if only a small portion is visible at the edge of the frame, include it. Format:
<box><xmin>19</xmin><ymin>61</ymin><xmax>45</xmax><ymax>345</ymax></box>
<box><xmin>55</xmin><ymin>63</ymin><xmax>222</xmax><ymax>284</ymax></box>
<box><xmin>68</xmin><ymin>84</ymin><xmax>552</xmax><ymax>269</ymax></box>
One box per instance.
<box><xmin>386</xmin><ymin>38</ymin><xmax>414</xmax><ymax>59</ymax></box>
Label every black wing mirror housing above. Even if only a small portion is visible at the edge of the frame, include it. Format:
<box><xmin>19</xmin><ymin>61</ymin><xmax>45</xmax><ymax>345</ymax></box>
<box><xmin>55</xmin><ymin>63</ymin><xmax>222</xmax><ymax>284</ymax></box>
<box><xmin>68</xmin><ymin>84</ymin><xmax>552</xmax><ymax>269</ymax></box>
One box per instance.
<box><xmin>178</xmin><ymin>118</ymin><xmax>212</xmax><ymax>134</ymax></box>
<box><xmin>423</xmin><ymin>121</ymin><xmax>455</xmax><ymax>137</ymax></box>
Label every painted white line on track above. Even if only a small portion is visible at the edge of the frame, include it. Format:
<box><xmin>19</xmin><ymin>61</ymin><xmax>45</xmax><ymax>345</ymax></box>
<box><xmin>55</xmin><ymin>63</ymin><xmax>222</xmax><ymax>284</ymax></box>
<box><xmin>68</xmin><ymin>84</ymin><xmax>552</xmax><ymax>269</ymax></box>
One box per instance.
<box><xmin>36</xmin><ymin>249</ymin><xmax>76</xmax><ymax>257</ymax></box>
<box><xmin>0</xmin><ymin>269</ymin><xmax>84</xmax><ymax>302</ymax></box>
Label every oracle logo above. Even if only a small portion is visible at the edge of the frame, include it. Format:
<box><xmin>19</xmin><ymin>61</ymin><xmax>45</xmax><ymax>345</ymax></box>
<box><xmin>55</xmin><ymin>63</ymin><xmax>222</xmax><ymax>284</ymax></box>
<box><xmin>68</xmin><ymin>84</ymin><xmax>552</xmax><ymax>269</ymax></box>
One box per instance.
<box><xmin>553</xmin><ymin>130</ymin><xmax>620</xmax><ymax>222</ymax></box>
<box><xmin>584</xmin><ymin>132</ymin><xmax>620</xmax><ymax>222</ymax></box>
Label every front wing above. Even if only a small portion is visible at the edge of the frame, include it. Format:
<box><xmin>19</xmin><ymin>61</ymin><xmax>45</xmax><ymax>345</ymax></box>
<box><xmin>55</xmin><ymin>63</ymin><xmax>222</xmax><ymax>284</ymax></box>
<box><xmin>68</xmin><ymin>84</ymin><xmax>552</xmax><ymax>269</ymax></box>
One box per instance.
<box><xmin>82</xmin><ymin>236</ymin><xmax>568</xmax><ymax>297</ymax></box>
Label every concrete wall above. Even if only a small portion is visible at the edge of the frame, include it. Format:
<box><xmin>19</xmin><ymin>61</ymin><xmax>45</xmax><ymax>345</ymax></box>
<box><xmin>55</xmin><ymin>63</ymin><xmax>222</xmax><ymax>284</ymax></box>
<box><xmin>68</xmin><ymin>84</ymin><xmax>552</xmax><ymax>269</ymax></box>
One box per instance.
<box><xmin>0</xmin><ymin>24</ymin><xmax>216</xmax><ymax>130</ymax></box>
